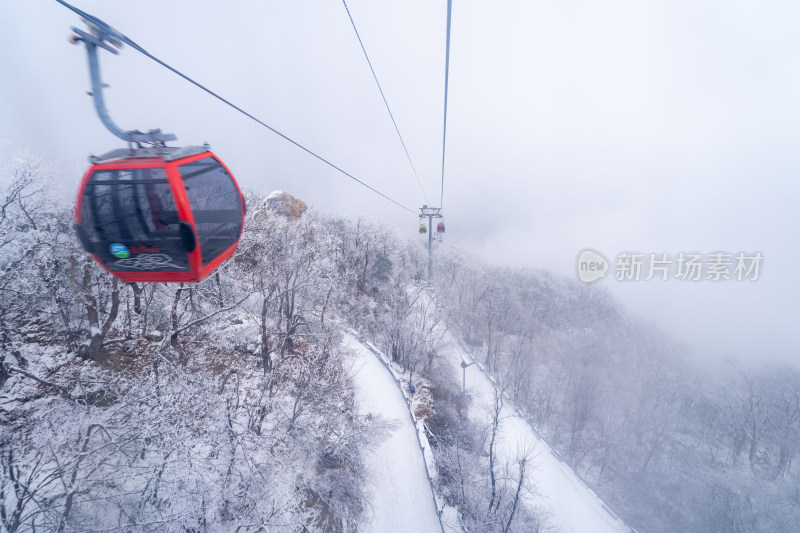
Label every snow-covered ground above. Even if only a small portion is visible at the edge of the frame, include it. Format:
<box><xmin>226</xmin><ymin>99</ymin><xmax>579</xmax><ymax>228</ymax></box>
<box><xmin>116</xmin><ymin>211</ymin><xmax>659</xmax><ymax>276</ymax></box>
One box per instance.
<box><xmin>442</xmin><ymin>330</ymin><xmax>630</xmax><ymax>533</ymax></box>
<box><xmin>343</xmin><ymin>334</ymin><xmax>443</xmax><ymax>532</ymax></box>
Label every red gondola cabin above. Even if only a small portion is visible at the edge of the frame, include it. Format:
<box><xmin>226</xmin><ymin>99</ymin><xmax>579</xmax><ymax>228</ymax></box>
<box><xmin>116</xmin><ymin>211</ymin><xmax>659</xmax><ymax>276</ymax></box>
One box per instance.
<box><xmin>74</xmin><ymin>146</ymin><xmax>245</xmax><ymax>283</ymax></box>
<box><xmin>437</xmin><ymin>222</ymin><xmax>445</xmax><ymax>234</ymax></box>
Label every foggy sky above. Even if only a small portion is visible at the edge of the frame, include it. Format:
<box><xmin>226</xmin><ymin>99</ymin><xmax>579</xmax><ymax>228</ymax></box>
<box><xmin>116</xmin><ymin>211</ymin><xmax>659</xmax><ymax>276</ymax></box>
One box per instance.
<box><xmin>1</xmin><ymin>0</ymin><xmax>798</xmax><ymax>365</ymax></box>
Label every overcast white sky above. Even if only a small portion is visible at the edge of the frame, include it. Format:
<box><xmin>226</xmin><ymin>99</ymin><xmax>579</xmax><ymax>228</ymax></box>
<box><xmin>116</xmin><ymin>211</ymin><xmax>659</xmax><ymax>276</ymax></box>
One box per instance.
<box><xmin>1</xmin><ymin>0</ymin><xmax>798</xmax><ymax>366</ymax></box>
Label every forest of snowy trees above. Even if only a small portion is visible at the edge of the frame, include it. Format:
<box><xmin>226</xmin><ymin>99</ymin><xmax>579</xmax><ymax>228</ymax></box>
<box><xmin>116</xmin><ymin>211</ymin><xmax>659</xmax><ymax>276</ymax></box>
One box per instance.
<box><xmin>433</xmin><ymin>250</ymin><xmax>800</xmax><ymax>532</ymax></box>
<box><xmin>1</xmin><ymin>150</ymin><xmax>799</xmax><ymax>532</ymax></box>
<box><xmin>0</xmin><ymin>152</ymin><xmax>398</xmax><ymax>531</ymax></box>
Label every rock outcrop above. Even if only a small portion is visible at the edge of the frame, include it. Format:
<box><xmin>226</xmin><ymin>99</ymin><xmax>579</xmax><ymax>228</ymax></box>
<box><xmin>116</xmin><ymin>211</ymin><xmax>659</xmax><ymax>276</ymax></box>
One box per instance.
<box><xmin>260</xmin><ymin>190</ymin><xmax>307</xmax><ymax>221</ymax></box>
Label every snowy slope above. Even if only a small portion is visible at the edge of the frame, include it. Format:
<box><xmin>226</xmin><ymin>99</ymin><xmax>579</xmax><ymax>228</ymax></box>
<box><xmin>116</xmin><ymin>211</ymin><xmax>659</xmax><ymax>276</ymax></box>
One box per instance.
<box><xmin>343</xmin><ymin>334</ymin><xmax>443</xmax><ymax>532</ymax></box>
<box><xmin>442</xmin><ymin>330</ymin><xmax>630</xmax><ymax>533</ymax></box>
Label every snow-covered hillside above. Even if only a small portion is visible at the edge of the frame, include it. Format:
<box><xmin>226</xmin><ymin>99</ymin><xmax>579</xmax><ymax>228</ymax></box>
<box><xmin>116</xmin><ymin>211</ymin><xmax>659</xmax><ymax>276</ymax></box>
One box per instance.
<box><xmin>14</xmin><ymin>155</ymin><xmax>798</xmax><ymax>532</ymax></box>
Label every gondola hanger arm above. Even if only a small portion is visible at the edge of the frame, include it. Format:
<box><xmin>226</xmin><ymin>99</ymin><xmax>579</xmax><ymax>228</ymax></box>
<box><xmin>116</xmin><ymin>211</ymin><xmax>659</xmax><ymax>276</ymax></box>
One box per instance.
<box><xmin>70</xmin><ymin>19</ymin><xmax>176</xmax><ymax>145</ymax></box>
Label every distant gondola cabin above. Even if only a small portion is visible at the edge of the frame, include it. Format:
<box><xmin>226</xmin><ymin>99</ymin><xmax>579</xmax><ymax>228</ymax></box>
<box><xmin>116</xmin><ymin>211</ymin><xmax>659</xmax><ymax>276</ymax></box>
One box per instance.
<box><xmin>74</xmin><ymin>146</ymin><xmax>245</xmax><ymax>283</ymax></box>
<box><xmin>419</xmin><ymin>224</ymin><xmax>427</xmax><ymax>234</ymax></box>
<box><xmin>437</xmin><ymin>222</ymin><xmax>445</xmax><ymax>233</ymax></box>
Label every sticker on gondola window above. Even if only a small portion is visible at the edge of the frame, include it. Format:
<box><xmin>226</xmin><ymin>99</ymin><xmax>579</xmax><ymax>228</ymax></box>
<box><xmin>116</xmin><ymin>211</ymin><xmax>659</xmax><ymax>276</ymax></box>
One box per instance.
<box><xmin>109</xmin><ymin>243</ymin><xmax>130</xmax><ymax>259</ymax></box>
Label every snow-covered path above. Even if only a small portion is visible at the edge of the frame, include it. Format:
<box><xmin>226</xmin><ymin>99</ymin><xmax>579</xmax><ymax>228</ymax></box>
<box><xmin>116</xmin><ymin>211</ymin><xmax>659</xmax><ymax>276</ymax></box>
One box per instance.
<box><xmin>343</xmin><ymin>334</ymin><xmax>443</xmax><ymax>533</ymax></box>
<box><xmin>442</xmin><ymin>329</ymin><xmax>629</xmax><ymax>533</ymax></box>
